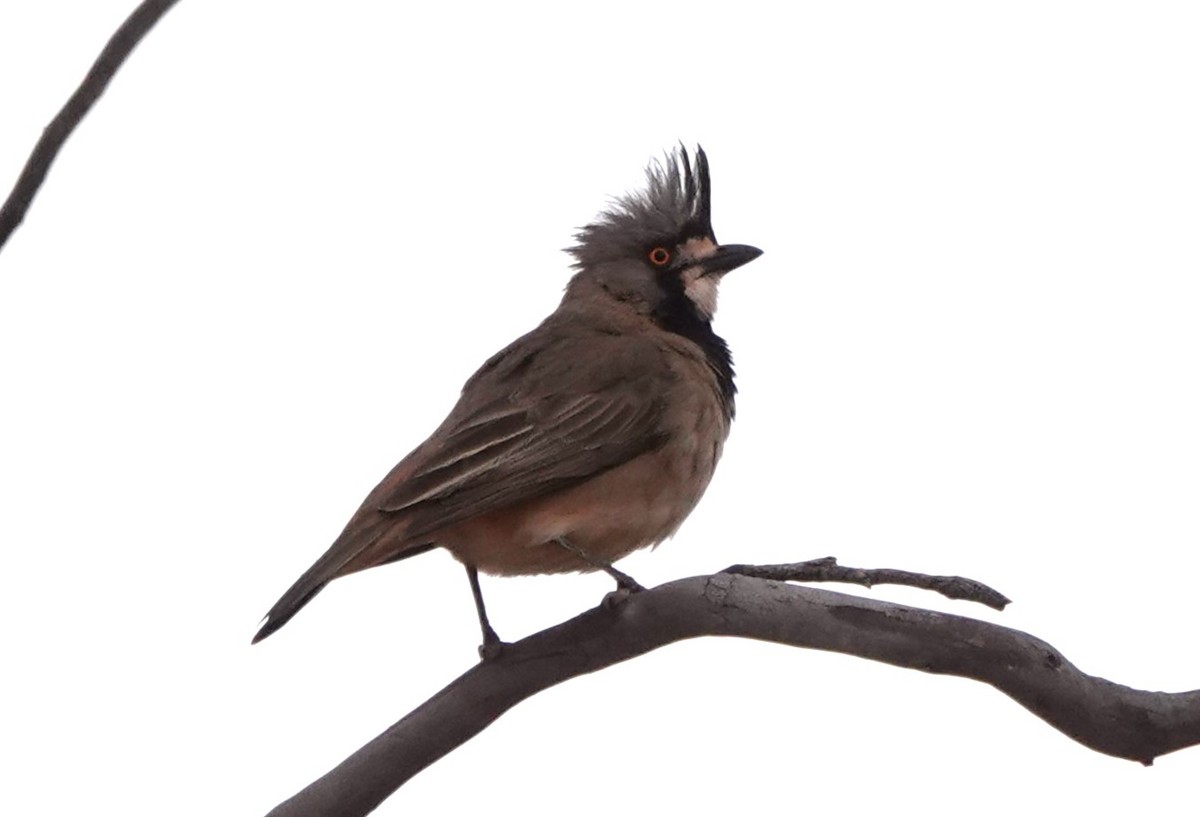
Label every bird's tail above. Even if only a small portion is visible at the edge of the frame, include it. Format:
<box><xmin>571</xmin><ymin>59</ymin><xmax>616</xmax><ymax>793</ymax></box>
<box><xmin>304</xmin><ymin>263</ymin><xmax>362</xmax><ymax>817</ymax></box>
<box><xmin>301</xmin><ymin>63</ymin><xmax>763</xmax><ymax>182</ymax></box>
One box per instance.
<box><xmin>251</xmin><ymin>510</ymin><xmax>436</xmax><ymax>644</ymax></box>
<box><xmin>253</xmin><ymin>515</ymin><xmax>388</xmax><ymax>643</ymax></box>
<box><xmin>251</xmin><ymin>559</ymin><xmax>335</xmax><ymax>644</ymax></box>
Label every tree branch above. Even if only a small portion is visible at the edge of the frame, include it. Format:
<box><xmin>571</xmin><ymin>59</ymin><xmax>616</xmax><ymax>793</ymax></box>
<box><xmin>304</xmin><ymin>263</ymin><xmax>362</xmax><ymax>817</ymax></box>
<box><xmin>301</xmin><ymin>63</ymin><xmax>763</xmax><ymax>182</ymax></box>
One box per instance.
<box><xmin>265</xmin><ymin>567</ymin><xmax>1200</xmax><ymax>817</ymax></box>
<box><xmin>0</xmin><ymin>0</ymin><xmax>181</xmax><ymax>253</ymax></box>
<box><xmin>724</xmin><ymin>556</ymin><xmax>1012</xmax><ymax>610</ymax></box>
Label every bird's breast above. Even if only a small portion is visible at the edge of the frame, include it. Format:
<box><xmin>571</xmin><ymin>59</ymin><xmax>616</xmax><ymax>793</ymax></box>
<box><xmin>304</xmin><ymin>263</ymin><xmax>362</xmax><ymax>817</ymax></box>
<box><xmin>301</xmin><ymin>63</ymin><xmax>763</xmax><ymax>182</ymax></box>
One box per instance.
<box><xmin>440</xmin><ymin>353</ymin><xmax>731</xmax><ymax>576</ymax></box>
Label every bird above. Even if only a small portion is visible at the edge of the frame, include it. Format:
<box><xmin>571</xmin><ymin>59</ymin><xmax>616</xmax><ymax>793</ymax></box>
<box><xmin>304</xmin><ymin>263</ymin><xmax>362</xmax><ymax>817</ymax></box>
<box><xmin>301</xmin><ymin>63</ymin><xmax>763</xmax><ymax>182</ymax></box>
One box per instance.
<box><xmin>252</xmin><ymin>145</ymin><xmax>762</xmax><ymax>648</ymax></box>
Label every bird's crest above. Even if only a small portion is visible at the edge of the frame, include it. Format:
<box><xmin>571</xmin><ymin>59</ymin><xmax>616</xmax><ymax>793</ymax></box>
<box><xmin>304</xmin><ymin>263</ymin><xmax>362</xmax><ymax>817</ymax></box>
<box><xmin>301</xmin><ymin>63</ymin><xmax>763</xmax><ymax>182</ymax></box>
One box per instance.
<box><xmin>570</xmin><ymin>145</ymin><xmax>714</xmax><ymax>267</ymax></box>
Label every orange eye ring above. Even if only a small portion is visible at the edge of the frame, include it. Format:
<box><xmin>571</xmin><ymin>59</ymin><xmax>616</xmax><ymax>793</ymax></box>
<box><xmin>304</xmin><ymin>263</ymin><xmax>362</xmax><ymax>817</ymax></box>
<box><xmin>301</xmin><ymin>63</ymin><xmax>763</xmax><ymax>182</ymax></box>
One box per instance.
<box><xmin>648</xmin><ymin>247</ymin><xmax>671</xmax><ymax>266</ymax></box>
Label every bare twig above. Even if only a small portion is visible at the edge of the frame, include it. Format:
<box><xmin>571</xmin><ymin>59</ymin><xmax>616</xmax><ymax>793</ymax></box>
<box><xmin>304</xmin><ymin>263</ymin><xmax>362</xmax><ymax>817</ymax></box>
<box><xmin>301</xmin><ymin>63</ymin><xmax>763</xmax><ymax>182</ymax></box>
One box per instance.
<box><xmin>265</xmin><ymin>568</ymin><xmax>1200</xmax><ymax>817</ymax></box>
<box><xmin>723</xmin><ymin>556</ymin><xmax>1012</xmax><ymax>610</ymax></box>
<box><xmin>0</xmin><ymin>0</ymin><xmax>181</xmax><ymax>253</ymax></box>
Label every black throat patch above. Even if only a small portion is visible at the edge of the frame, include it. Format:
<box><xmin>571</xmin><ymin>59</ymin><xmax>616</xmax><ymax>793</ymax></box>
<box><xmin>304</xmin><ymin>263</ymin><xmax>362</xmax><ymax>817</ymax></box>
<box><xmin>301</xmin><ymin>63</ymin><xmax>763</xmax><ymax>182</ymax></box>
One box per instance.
<box><xmin>651</xmin><ymin>274</ymin><xmax>736</xmax><ymax>418</ymax></box>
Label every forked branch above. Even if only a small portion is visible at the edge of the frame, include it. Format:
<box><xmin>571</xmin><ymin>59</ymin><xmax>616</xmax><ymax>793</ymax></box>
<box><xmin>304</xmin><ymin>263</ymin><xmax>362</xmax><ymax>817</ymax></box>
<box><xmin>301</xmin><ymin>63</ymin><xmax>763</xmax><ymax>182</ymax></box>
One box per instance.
<box><xmin>265</xmin><ymin>562</ymin><xmax>1200</xmax><ymax>817</ymax></box>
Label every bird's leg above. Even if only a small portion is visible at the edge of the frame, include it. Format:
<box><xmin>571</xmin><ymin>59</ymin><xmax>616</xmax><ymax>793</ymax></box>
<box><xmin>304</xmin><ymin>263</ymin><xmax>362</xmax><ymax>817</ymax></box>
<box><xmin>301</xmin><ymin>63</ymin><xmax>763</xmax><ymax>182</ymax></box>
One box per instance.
<box><xmin>553</xmin><ymin>537</ymin><xmax>645</xmax><ymax>592</ymax></box>
<box><xmin>465</xmin><ymin>564</ymin><xmax>504</xmax><ymax>659</ymax></box>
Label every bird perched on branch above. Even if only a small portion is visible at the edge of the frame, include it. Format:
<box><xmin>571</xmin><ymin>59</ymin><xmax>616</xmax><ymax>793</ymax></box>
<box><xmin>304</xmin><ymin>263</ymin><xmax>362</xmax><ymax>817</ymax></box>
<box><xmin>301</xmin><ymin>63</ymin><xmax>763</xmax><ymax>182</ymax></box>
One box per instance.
<box><xmin>253</xmin><ymin>146</ymin><xmax>762</xmax><ymax>648</ymax></box>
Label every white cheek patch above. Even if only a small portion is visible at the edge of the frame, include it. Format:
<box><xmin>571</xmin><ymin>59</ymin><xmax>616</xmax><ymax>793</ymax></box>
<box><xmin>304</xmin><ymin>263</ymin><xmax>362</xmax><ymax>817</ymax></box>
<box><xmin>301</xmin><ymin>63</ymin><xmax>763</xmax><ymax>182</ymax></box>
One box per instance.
<box><xmin>680</xmin><ymin>236</ymin><xmax>718</xmax><ymax>261</ymax></box>
<box><xmin>682</xmin><ymin>267</ymin><xmax>722</xmax><ymax>320</ymax></box>
<box><xmin>677</xmin><ymin>236</ymin><xmax>722</xmax><ymax>319</ymax></box>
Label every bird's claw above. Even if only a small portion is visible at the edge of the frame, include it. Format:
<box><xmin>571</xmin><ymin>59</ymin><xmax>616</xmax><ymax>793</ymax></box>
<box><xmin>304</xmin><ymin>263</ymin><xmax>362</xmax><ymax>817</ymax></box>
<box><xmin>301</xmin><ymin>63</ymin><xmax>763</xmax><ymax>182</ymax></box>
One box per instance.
<box><xmin>477</xmin><ymin>634</ymin><xmax>507</xmax><ymax>662</ymax></box>
<box><xmin>605</xmin><ymin>565</ymin><xmax>644</xmax><ymax>593</ymax></box>
<box><xmin>602</xmin><ymin>586</ymin><xmax>639</xmax><ymax>611</ymax></box>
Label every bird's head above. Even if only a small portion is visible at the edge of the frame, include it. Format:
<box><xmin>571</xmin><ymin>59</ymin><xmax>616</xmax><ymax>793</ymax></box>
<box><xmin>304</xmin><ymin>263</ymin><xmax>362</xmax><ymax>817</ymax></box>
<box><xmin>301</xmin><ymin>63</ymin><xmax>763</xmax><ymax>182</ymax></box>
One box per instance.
<box><xmin>567</xmin><ymin>146</ymin><xmax>762</xmax><ymax>325</ymax></box>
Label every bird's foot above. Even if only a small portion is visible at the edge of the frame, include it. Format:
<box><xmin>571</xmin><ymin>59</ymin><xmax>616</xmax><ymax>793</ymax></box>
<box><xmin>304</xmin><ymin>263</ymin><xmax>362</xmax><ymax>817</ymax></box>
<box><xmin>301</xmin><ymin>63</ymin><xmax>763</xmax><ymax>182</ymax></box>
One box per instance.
<box><xmin>603</xmin><ymin>564</ymin><xmax>645</xmax><ymax>593</ymax></box>
<box><xmin>477</xmin><ymin>626</ymin><xmax>508</xmax><ymax>662</ymax></box>
<box><xmin>601</xmin><ymin>587</ymin><xmax>634</xmax><ymax>611</ymax></box>
<box><xmin>478</xmin><ymin>640</ymin><xmax>507</xmax><ymax>662</ymax></box>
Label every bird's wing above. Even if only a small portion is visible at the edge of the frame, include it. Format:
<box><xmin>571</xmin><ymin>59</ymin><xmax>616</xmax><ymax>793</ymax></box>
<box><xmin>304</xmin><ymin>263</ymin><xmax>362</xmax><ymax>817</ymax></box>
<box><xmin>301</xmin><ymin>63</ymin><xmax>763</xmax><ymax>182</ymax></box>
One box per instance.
<box><xmin>380</xmin><ymin>382</ymin><xmax>669</xmax><ymax>540</ymax></box>
<box><xmin>372</xmin><ymin>327</ymin><xmax>674</xmax><ymax>540</ymax></box>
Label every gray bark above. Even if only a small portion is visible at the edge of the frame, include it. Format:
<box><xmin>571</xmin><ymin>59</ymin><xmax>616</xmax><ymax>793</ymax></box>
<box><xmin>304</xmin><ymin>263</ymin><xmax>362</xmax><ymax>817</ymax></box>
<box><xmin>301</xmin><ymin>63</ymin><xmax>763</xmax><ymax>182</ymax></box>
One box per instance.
<box><xmin>266</xmin><ymin>570</ymin><xmax>1200</xmax><ymax>817</ymax></box>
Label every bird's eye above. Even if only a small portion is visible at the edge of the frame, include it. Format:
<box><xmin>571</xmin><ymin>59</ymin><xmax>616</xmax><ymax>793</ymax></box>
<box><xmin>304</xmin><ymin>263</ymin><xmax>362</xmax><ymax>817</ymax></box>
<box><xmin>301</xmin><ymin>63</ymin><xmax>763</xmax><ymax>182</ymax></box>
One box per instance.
<box><xmin>648</xmin><ymin>247</ymin><xmax>671</xmax><ymax>266</ymax></box>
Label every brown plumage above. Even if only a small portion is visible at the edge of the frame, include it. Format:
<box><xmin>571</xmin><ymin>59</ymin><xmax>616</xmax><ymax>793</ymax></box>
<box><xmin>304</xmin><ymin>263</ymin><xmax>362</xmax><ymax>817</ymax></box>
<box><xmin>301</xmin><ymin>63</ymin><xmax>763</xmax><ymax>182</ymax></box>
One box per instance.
<box><xmin>253</xmin><ymin>146</ymin><xmax>761</xmax><ymax>645</ymax></box>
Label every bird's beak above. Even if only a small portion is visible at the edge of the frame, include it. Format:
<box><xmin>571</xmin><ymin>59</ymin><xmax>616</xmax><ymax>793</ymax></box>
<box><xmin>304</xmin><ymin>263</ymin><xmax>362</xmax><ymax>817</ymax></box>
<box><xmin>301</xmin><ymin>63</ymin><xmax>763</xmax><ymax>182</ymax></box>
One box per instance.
<box><xmin>705</xmin><ymin>243</ymin><xmax>763</xmax><ymax>276</ymax></box>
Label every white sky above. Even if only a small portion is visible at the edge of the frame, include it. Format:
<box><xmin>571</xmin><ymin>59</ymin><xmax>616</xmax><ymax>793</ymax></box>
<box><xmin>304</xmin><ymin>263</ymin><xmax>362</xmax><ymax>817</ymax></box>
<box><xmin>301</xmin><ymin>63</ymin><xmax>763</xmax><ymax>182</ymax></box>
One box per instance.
<box><xmin>2</xmin><ymin>2</ymin><xmax>1198</xmax><ymax>814</ymax></box>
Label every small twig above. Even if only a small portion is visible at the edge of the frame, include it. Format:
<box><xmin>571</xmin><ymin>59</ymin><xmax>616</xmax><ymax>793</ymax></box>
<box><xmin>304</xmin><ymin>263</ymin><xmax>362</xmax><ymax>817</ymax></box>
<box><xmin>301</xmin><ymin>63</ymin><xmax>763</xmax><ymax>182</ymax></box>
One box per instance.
<box><xmin>722</xmin><ymin>556</ymin><xmax>1011</xmax><ymax>611</ymax></box>
<box><xmin>0</xmin><ymin>0</ymin><xmax>182</xmax><ymax>254</ymax></box>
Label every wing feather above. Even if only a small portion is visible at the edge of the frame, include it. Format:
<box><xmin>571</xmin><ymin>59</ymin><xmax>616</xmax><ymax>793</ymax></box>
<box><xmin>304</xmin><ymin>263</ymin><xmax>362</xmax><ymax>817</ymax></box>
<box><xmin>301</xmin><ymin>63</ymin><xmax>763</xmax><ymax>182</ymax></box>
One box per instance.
<box><xmin>387</xmin><ymin>386</ymin><xmax>668</xmax><ymax>540</ymax></box>
<box><xmin>377</xmin><ymin>330</ymin><xmax>675</xmax><ymax>540</ymax></box>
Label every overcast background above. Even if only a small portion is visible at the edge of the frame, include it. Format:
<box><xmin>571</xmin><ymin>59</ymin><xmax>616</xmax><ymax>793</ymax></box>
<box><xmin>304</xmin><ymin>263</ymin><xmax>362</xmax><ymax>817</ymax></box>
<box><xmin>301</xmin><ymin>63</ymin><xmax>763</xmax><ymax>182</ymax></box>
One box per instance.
<box><xmin>2</xmin><ymin>2</ymin><xmax>1198</xmax><ymax>814</ymax></box>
